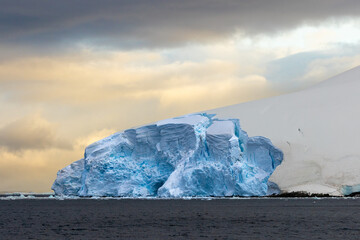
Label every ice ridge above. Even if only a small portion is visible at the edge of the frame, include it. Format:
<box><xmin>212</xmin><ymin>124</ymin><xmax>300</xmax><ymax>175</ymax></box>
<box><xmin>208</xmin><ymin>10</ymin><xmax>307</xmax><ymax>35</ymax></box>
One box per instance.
<box><xmin>52</xmin><ymin>113</ymin><xmax>283</xmax><ymax>197</ymax></box>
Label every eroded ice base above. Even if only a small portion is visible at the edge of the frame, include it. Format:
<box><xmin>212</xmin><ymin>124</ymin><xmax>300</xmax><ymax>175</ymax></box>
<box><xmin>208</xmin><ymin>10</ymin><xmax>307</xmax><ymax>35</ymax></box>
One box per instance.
<box><xmin>52</xmin><ymin>114</ymin><xmax>283</xmax><ymax>197</ymax></box>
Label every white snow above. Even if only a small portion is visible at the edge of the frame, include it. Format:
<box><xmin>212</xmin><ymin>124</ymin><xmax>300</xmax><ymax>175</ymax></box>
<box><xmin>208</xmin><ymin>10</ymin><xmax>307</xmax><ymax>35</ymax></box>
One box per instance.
<box><xmin>157</xmin><ymin>114</ymin><xmax>210</xmax><ymax>126</ymax></box>
<box><xmin>208</xmin><ymin>65</ymin><xmax>360</xmax><ymax>196</ymax></box>
<box><xmin>206</xmin><ymin>120</ymin><xmax>235</xmax><ymax>136</ymax></box>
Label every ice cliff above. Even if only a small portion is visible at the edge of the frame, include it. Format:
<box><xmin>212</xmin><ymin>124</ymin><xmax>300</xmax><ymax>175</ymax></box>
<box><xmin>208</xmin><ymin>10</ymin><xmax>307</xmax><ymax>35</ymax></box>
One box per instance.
<box><xmin>52</xmin><ymin>113</ymin><xmax>283</xmax><ymax>197</ymax></box>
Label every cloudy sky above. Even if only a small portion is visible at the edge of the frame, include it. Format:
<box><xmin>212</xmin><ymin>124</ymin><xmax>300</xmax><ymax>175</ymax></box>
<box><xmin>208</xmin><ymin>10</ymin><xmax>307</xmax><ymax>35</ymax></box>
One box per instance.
<box><xmin>1</xmin><ymin>0</ymin><xmax>360</xmax><ymax>192</ymax></box>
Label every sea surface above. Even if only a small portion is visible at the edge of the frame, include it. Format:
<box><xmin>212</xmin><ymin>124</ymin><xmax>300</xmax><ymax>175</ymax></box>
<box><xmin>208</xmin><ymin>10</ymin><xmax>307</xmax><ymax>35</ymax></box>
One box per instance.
<box><xmin>0</xmin><ymin>197</ymin><xmax>359</xmax><ymax>239</ymax></box>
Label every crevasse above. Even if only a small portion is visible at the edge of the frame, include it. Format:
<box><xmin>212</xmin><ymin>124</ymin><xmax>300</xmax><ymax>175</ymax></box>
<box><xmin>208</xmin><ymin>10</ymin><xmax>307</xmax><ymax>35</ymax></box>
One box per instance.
<box><xmin>52</xmin><ymin>113</ymin><xmax>283</xmax><ymax>197</ymax></box>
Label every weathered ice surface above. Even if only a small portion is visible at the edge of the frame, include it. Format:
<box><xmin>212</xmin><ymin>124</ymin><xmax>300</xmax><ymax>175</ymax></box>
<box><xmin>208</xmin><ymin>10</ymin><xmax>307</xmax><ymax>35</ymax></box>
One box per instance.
<box><xmin>52</xmin><ymin>114</ymin><xmax>283</xmax><ymax>197</ymax></box>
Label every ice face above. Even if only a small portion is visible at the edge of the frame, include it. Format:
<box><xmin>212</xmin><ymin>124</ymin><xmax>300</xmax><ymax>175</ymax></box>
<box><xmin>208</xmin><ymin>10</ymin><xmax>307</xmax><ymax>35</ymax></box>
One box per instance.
<box><xmin>52</xmin><ymin>113</ymin><xmax>283</xmax><ymax>197</ymax></box>
<box><xmin>51</xmin><ymin>159</ymin><xmax>84</xmax><ymax>196</ymax></box>
<box><xmin>341</xmin><ymin>184</ymin><xmax>360</xmax><ymax>196</ymax></box>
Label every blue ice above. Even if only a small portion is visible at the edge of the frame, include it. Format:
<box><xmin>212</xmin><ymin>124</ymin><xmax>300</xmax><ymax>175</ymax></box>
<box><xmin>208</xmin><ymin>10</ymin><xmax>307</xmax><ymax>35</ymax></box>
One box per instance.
<box><xmin>52</xmin><ymin>113</ymin><xmax>283</xmax><ymax>197</ymax></box>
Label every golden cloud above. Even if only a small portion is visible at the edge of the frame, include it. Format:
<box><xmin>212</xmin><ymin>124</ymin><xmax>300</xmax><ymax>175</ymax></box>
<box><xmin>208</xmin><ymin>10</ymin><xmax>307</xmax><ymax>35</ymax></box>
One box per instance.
<box><xmin>0</xmin><ymin>114</ymin><xmax>71</xmax><ymax>152</ymax></box>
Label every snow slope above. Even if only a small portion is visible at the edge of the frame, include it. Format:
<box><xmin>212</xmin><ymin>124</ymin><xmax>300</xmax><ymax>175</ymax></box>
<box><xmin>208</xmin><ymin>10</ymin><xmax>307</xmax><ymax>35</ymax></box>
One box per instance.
<box><xmin>209</xmin><ymin>66</ymin><xmax>360</xmax><ymax>196</ymax></box>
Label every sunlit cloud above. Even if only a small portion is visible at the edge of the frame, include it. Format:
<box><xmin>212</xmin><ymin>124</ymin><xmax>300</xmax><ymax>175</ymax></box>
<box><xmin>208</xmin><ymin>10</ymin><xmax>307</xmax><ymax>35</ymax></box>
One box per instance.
<box><xmin>0</xmin><ymin>148</ymin><xmax>81</xmax><ymax>192</ymax></box>
<box><xmin>75</xmin><ymin>128</ymin><xmax>117</xmax><ymax>150</ymax></box>
<box><xmin>0</xmin><ymin>114</ymin><xmax>71</xmax><ymax>152</ymax></box>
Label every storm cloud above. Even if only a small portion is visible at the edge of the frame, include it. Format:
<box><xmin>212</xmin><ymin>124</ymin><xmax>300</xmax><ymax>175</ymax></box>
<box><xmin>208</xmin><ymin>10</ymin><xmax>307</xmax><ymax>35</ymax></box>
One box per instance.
<box><xmin>0</xmin><ymin>115</ymin><xmax>71</xmax><ymax>152</ymax></box>
<box><xmin>1</xmin><ymin>0</ymin><xmax>360</xmax><ymax>48</ymax></box>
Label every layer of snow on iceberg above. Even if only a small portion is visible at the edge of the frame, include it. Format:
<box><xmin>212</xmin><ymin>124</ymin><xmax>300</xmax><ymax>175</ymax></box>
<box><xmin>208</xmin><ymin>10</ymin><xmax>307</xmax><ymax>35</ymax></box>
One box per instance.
<box><xmin>52</xmin><ymin>113</ymin><xmax>283</xmax><ymax>197</ymax></box>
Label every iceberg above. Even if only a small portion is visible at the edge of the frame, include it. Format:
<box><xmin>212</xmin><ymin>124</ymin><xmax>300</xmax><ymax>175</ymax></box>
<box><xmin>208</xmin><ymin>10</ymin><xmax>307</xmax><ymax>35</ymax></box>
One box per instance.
<box><xmin>52</xmin><ymin>113</ymin><xmax>283</xmax><ymax>197</ymax></box>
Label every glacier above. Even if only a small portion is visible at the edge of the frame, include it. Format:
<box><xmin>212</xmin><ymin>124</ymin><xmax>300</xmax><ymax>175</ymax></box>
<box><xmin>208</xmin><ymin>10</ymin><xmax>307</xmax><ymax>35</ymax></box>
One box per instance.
<box><xmin>52</xmin><ymin>113</ymin><xmax>283</xmax><ymax>197</ymax></box>
<box><xmin>208</xmin><ymin>66</ymin><xmax>360</xmax><ymax>196</ymax></box>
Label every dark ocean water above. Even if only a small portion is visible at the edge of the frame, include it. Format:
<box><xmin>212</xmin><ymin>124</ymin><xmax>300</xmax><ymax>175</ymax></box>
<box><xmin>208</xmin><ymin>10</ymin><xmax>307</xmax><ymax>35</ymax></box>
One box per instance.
<box><xmin>0</xmin><ymin>198</ymin><xmax>359</xmax><ymax>239</ymax></box>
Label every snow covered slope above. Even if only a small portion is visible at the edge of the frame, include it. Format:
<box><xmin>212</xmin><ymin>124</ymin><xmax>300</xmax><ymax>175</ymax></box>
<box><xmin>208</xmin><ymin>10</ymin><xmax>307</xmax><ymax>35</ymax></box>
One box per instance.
<box><xmin>209</xmin><ymin>66</ymin><xmax>360</xmax><ymax>196</ymax></box>
<box><xmin>53</xmin><ymin>114</ymin><xmax>283</xmax><ymax>197</ymax></box>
